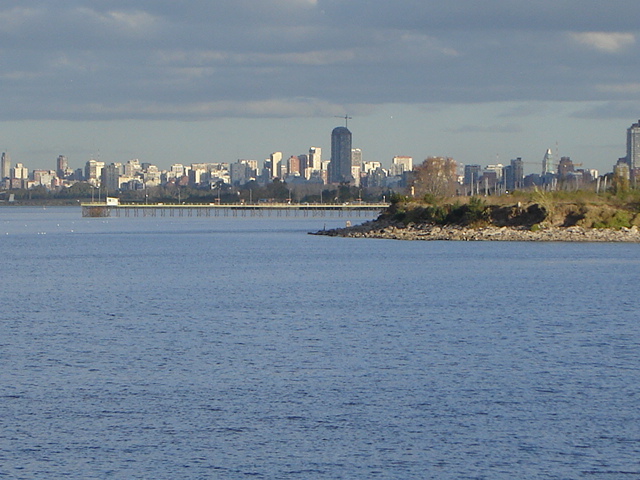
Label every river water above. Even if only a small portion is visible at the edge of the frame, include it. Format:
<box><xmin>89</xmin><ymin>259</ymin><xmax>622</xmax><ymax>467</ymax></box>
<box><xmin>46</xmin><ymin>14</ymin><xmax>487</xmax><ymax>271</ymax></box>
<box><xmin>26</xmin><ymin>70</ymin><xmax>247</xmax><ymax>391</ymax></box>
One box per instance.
<box><xmin>1</xmin><ymin>207</ymin><xmax>639</xmax><ymax>479</ymax></box>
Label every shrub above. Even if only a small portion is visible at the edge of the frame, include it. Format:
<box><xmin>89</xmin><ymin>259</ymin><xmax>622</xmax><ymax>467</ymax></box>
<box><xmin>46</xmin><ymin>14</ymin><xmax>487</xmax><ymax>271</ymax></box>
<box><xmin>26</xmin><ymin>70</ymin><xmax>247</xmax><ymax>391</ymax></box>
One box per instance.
<box><xmin>395</xmin><ymin>205</ymin><xmax>449</xmax><ymax>225</ymax></box>
<box><xmin>422</xmin><ymin>193</ymin><xmax>438</xmax><ymax>205</ymax></box>
<box><xmin>593</xmin><ymin>210</ymin><xmax>632</xmax><ymax>229</ymax></box>
<box><xmin>445</xmin><ymin>197</ymin><xmax>490</xmax><ymax>226</ymax></box>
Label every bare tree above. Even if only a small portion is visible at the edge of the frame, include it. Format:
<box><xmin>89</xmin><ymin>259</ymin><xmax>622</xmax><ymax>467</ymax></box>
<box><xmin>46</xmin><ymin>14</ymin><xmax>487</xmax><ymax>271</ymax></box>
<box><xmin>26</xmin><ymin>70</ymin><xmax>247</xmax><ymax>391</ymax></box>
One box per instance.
<box><xmin>412</xmin><ymin>157</ymin><xmax>458</xmax><ymax>197</ymax></box>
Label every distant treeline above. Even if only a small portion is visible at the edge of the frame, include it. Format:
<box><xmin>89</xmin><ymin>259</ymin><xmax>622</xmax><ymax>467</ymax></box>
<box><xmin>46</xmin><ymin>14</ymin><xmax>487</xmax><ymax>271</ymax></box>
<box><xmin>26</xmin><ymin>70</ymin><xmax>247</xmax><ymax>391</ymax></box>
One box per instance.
<box><xmin>1</xmin><ymin>180</ymin><xmax>391</xmax><ymax>205</ymax></box>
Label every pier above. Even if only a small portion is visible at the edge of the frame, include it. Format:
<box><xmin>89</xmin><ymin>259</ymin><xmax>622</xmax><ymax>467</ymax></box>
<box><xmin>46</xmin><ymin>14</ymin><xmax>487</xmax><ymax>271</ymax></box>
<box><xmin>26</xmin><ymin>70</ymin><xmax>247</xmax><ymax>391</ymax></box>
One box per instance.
<box><xmin>81</xmin><ymin>202</ymin><xmax>389</xmax><ymax>218</ymax></box>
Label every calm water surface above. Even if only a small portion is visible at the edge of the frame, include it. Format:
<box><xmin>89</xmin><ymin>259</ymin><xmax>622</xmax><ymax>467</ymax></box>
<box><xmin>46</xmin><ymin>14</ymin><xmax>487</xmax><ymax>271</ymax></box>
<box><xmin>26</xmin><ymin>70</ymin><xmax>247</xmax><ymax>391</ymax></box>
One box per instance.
<box><xmin>1</xmin><ymin>207</ymin><xmax>639</xmax><ymax>479</ymax></box>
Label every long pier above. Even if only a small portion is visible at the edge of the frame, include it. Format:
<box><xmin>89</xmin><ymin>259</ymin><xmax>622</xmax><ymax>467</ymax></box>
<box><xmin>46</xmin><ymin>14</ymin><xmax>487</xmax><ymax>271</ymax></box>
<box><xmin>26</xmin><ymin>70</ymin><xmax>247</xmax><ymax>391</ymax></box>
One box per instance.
<box><xmin>81</xmin><ymin>202</ymin><xmax>389</xmax><ymax>218</ymax></box>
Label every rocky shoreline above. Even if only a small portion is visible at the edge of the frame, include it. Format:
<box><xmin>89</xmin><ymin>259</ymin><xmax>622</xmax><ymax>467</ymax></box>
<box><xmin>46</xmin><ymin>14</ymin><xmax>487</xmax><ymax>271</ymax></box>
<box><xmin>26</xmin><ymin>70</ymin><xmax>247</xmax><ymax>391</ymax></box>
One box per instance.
<box><xmin>312</xmin><ymin>220</ymin><xmax>640</xmax><ymax>242</ymax></box>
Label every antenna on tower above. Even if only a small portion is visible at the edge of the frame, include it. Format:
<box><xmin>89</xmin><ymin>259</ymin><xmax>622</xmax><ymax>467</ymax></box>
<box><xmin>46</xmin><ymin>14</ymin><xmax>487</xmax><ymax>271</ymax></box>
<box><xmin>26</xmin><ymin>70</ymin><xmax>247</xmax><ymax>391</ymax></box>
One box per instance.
<box><xmin>334</xmin><ymin>115</ymin><xmax>352</xmax><ymax>128</ymax></box>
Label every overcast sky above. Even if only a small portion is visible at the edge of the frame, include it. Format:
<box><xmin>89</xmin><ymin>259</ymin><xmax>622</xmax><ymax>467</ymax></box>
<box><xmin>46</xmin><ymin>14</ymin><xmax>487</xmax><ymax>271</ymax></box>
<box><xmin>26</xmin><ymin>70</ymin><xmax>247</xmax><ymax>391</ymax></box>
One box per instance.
<box><xmin>2</xmin><ymin>0</ymin><xmax>640</xmax><ymax>174</ymax></box>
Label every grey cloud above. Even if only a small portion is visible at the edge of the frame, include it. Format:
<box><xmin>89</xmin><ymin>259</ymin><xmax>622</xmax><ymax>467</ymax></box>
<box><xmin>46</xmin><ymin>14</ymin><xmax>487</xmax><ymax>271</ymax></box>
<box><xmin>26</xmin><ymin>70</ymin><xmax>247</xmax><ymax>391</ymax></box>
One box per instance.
<box><xmin>572</xmin><ymin>101</ymin><xmax>640</xmax><ymax>119</ymax></box>
<box><xmin>498</xmin><ymin>103</ymin><xmax>555</xmax><ymax>118</ymax></box>
<box><xmin>447</xmin><ymin>124</ymin><xmax>522</xmax><ymax>134</ymax></box>
<box><xmin>318</xmin><ymin>0</ymin><xmax>640</xmax><ymax>32</ymax></box>
<box><xmin>2</xmin><ymin>1</ymin><xmax>640</xmax><ymax>121</ymax></box>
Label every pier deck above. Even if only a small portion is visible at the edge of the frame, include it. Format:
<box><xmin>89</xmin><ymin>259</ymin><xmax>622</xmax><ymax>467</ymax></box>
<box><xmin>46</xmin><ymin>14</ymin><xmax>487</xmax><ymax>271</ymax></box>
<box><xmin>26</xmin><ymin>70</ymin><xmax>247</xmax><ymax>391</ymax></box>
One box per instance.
<box><xmin>81</xmin><ymin>202</ymin><xmax>388</xmax><ymax>218</ymax></box>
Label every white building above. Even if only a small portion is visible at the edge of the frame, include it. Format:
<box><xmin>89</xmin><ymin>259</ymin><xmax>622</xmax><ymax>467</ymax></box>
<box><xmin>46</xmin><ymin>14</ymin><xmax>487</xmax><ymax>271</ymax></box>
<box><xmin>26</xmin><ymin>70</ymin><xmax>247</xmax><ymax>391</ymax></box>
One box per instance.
<box><xmin>309</xmin><ymin>147</ymin><xmax>322</xmax><ymax>170</ymax></box>
<box><xmin>11</xmin><ymin>162</ymin><xmax>28</xmax><ymax>179</ymax></box>
<box><xmin>270</xmin><ymin>151</ymin><xmax>283</xmax><ymax>179</ymax></box>
<box><xmin>124</xmin><ymin>159</ymin><xmax>141</xmax><ymax>177</ymax></box>
<box><xmin>542</xmin><ymin>148</ymin><xmax>554</xmax><ymax>175</ymax></box>
<box><xmin>362</xmin><ymin>161</ymin><xmax>382</xmax><ymax>174</ymax></box>
<box><xmin>169</xmin><ymin>164</ymin><xmax>185</xmax><ymax>179</ymax></box>
<box><xmin>390</xmin><ymin>156</ymin><xmax>413</xmax><ymax>176</ymax></box>
<box><xmin>85</xmin><ymin>159</ymin><xmax>105</xmax><ymax>185</ymax></box>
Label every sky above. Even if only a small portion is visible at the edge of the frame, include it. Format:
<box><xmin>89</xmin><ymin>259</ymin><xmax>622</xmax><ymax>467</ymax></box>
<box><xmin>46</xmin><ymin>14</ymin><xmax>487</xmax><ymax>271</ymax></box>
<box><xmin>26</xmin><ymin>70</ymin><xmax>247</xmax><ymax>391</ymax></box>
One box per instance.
<box><xmin>2</xmin><ymin>0</ymin><xmax>640</xmax><ymax>175</ymax></box>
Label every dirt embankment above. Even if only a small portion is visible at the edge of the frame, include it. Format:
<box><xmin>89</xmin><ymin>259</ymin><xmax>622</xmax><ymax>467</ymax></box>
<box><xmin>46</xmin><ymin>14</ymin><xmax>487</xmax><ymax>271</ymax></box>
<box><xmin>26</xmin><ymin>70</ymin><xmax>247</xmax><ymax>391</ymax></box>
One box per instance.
<box><xmin>312</xmin><ymin>201</ymin><xmax>640</xmax><ymax>242</ymax></box>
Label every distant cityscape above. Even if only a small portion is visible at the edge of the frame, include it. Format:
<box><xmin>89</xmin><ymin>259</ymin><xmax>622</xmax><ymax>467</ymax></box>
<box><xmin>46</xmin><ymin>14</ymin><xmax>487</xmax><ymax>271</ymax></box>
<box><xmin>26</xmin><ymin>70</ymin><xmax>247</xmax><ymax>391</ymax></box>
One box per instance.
<box><xmin>2</xmin><ymin>120</ymin><xmax>640</xmax><ymax>199</ymax></box>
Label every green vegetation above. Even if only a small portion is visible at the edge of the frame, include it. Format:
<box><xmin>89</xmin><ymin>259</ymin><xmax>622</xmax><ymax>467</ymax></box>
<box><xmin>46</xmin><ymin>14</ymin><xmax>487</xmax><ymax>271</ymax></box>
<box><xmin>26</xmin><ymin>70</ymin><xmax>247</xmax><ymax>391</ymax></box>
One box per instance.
<box><xmin>390</xmin><ymin>197</ymin><xmax>490</xmax><ymax>227</ymax></box>
<box><xmin>1</xmin><ymin>181</ymin><xmax>391</xmax><ymax>206</ymax></box>
<box><xmin>384</xmin><ymin>189</ymin><xmax>640</xmax><ymax>230</ymax></box>
<box><xmin>592</xmin><ymin>210</ymin><xmax>633</xmax><ymax>229</ymax></box>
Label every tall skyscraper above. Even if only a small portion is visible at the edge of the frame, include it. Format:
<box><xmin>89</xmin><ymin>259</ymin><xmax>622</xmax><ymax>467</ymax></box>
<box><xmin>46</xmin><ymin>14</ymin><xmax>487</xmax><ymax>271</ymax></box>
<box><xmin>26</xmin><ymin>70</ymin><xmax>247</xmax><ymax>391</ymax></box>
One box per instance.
<box><xmin>270</xmin><ymin>151</ymin><xmax>282</xmax><ymax>179</ymax></box>
<box><xmin>56</xmin><ymin>155</ymin><xmax>68</xmax><ymax>179</ymax></box>
<box><xmin>1</xmin><ymin>152</ymin><xmax>10</xmax><ymax>180</ymax></box>
<box><xmin>329</xmin><ymin>126</ymin><xmax>352</xmax><ymax>184</ymax></box>
<box><xmin>626</xmin><ymin>119</ymin><xmax>640</xmax><ymax>169</ymax></box>
<box><xmin>505</xmin><ymin>157</ymin><xmax>524</xmax><ymax>191</ymax></box>
<box><xmin>542</xmin><ymin>148</ymin><xmax>554</xmax><ymax>175</ymax></box>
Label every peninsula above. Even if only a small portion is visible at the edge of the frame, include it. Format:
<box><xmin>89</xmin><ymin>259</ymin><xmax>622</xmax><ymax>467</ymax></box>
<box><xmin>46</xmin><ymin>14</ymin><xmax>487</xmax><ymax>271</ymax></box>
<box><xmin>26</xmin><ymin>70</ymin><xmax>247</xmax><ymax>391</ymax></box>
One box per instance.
<box><xmin>312</xmin><ymin>192</ymin><xmax>640</xmax><ymax>242</ymax></box>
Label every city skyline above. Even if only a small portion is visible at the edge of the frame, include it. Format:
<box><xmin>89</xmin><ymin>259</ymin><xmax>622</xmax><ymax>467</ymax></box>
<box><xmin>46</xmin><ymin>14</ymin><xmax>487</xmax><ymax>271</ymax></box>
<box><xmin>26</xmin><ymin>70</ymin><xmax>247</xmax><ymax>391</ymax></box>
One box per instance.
<box><xmin>0</xmin><ymin>115</ymin><xmax>635</xmax><ymax>176</ymax></box>
<box><xmin>2</xmin><ymin>2</ymin><xmax>640</xmax><ymax>173</ymax></box>
<box><xmin>0</xmin><ymin>119</ymin><xmax>631</xmax><ymax>203</ymax></box>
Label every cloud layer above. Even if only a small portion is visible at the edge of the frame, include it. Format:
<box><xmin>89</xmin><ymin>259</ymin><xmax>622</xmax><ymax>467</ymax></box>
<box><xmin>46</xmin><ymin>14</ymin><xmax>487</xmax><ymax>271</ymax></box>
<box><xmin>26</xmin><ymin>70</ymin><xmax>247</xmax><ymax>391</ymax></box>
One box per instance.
<box><xmin>2</xmin><ymin>1</ymin><xmax>640</xmax><ymax>121</ymax></box>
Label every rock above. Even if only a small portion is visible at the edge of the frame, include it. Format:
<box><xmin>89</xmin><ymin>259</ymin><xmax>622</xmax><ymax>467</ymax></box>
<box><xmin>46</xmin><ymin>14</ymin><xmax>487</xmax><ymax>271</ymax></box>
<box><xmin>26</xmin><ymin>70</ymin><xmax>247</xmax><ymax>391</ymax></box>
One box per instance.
<box><xmin>311</xmin><ymin>221</ymin><xmax>640</xmax><ymax>242</ymax></box>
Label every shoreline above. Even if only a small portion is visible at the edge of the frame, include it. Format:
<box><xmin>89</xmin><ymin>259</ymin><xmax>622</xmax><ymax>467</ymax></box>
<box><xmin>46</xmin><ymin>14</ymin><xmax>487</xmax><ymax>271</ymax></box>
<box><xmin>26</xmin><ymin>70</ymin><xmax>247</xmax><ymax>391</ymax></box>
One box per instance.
<box><xmin>312</xmin><ymin>220</ymin><xmax>640</xmax><ymax>242</ymax></box>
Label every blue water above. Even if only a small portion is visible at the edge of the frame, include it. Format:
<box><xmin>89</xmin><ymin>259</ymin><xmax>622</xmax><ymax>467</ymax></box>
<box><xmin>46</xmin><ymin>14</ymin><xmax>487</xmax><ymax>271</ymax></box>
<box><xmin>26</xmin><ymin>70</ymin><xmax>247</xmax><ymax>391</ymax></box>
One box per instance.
<box><xmin>1</xmin><ymin>207</ymin><xmax>639</xmax><ymax>479</ymax></box>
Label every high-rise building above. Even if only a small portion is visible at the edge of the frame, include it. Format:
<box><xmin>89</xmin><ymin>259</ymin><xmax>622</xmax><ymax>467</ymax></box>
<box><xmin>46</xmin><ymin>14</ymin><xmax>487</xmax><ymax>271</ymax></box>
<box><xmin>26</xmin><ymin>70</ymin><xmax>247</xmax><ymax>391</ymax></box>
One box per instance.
<box><xmin>542</xmin><ymin>148</ymin><xmax>554</xmax><ymax>175</ymax></box>
<box><xmin>557</xmin><ymin>156</ymin><xmax>574</xmax><ymax>179</ymax></box>
<box><xmin>56</xmin><ymin>155</ymin><xmax>68</xmax><ymax>179</ymax></box>
<box><xmin>308</xmin><ymin>147</ymin><xmax>322</xmax><ymax>170</ymax></box>
<box><xmin>484</xmin><ymin>164</ymin><xmax>503</xmax><ymax>179</ymax></box>
<box><xmin>391</xmin><ymin>156</ymin><xmax>413</xmax><ymax>175</ymax></box>
<box><xmin>362</xmin><ymin>161</ymin><xmax>382</xmax><ymax>174</ymax></box>
<box><xmin>1</xmin><ymin>152</ymin><xmax>10</xmax><ymax>180</ymax></box>
<box><xmin>351</xmin><ymin>165</ymin><xmax>361</xmax><ymax>187</ymax></box>
<box><xmin>85</xmin><ymin>159</ymin><xmax>105</xmax><ymax>184</ymax></box>
<box><xmin>329</xmin><ymin>126</ymin><xmax>352</xmax><ymax>184</ymax></box>
<box><xmin>270</xmin><ymin>151</ymin><xmax>282</xmax><ymax>179</ymax></box>
<box><xmin>298</xmin><ymin>154</ymin><xmax>309</xmax><ymax>173</ymax></box>
<box><xmin>124</xmin><ymin>159</ymin><xmax>141</xmax><ymax>177</ymax></box>
<box><xmin>33</xmin><ymin>170</ymin><xmax>55</xmax><ymax>188</ymax></box>
<box><xmin>11</xmin><ymin>162</ymin><xmax>28</xmax><ymax>180</ymax></box>
<box><xmin>513</xmin><ymin>157</ymin><xmax>524</xmax><ymax>188</ymax></box>
<box><xmin>505</xmin><ymin>157</ymin><xmax>524</xmax><ymax>191</ymax></box>
<box><xmin>351</xmin><ymin>148</ymin><xmax>362</xmax><ymax>169</ymax></box>
<box><xmin>287</xmin><ymin>156</ymin><xmax>301</xmax><ymax>176</ymax></box>
<box><xmin>464</xmin><ymin>164</ymin><xmax>482</xmax><ymax>185</ymax></box>
<box><xmin>230</xmin><ymin>160</ymin><xmax>253</xmax><ymax>186</ymax></box>
<box><xmin>102</xmin><ymin>163</ymin><xmax>122</xmax><ymax>192</ymax></box>
<box><xmin>170</xmin><ymin>164</ymin><xmax>185</xmax><ymax>178</ymax></box>
<box><xmin>627</xmin><ymin>119</ymin><xmax>640</xmax><ymax>169</ymax></box>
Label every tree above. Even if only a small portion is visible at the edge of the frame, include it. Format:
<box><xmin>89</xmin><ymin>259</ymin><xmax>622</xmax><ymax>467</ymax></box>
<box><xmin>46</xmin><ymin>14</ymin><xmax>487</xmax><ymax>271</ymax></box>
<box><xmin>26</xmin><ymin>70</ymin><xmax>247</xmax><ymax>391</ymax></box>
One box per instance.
<box><xmin>412</xmin><ymin>157</ymin><xmax>458</xmax><ymax>197</ymax></box>
<box><xmin>610</xmin><ymin>162</ymin><xmax>631</xmax><ymax>196</ymax></box>
<box><xmin>264</xmin><ymin>179</ymin><xmax>290</xmax><ymax>201</ymax></box>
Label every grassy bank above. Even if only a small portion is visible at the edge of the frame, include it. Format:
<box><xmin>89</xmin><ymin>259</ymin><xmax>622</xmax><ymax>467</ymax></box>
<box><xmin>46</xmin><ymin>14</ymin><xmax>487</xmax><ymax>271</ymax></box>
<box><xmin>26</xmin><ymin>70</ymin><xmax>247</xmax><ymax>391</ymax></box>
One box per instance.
<box><xmin>385</xmin><ymin>189</ymin><xmax>640</xmax><ymax>230</ymax></box>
